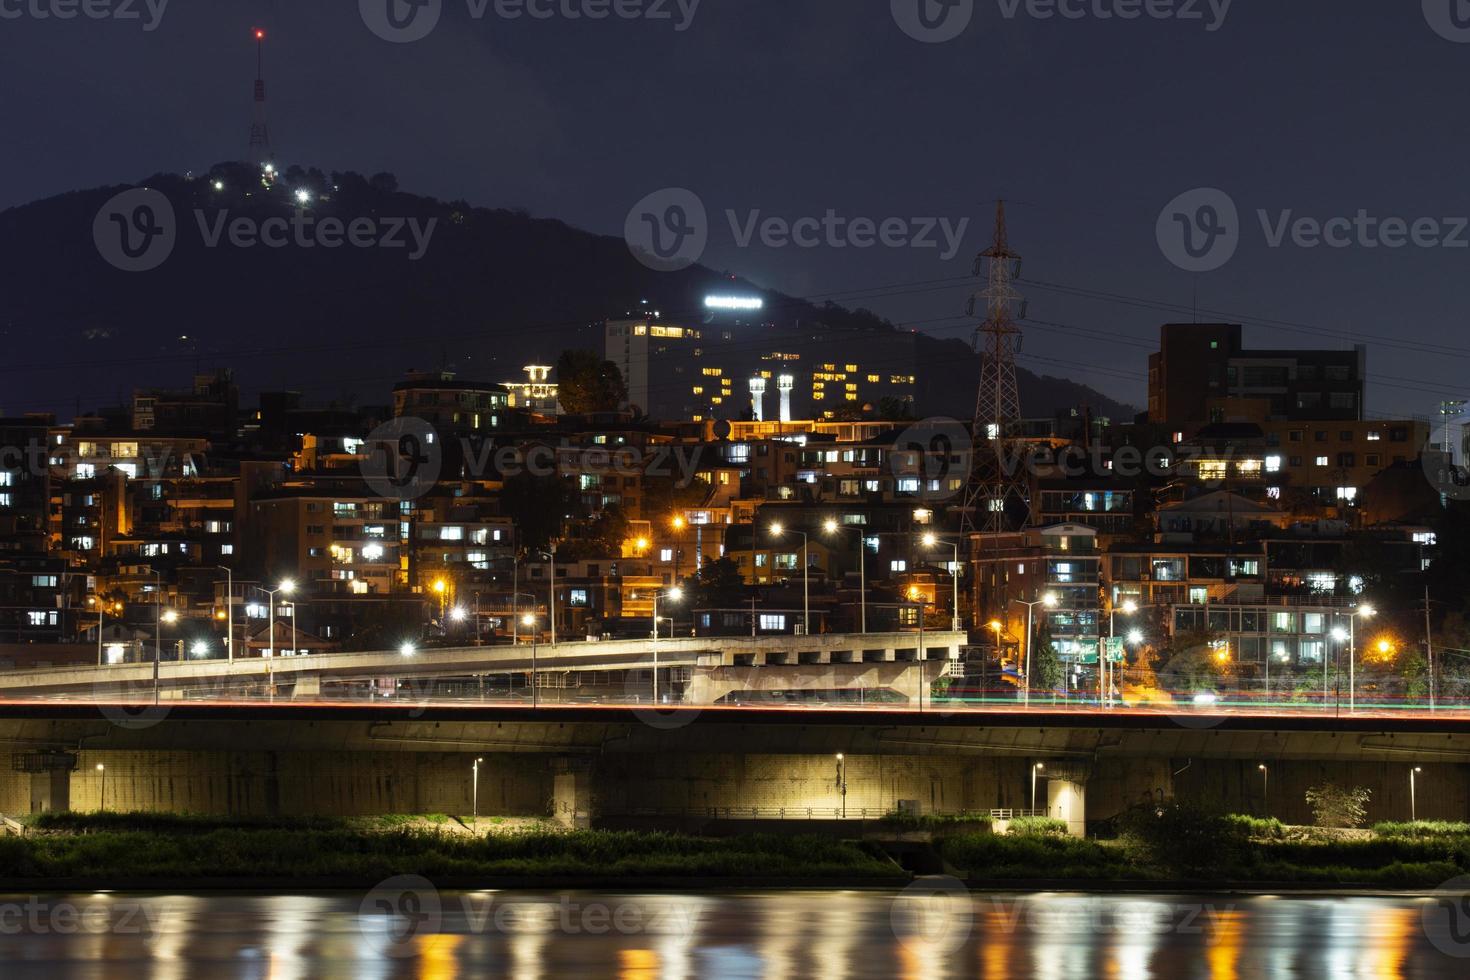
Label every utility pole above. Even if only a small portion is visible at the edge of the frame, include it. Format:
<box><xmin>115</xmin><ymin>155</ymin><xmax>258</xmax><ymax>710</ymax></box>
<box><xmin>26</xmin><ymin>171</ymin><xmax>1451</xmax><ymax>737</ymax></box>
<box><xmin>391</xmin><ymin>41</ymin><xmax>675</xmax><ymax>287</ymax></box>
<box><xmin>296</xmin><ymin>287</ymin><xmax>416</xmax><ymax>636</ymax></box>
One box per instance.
<box><xmin>1425</xmin><ymin>584</ymin><xmax>1437</xmax><ymax>711</ymax></box>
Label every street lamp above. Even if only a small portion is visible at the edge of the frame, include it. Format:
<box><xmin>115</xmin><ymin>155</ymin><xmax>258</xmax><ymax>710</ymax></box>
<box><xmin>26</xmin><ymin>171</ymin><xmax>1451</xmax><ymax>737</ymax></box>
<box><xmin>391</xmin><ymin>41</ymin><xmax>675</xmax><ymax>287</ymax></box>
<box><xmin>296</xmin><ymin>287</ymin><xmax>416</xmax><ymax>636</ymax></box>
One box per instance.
<box><xmin>1031</xmin><ymin>762</ymin><xmax>1045</xmax><ymax>814</ymax></box>
<box><xmin>921</xmin><ymin>532</ymin><xmax>962</xmax><ymax>632</ymax></box>
<box><xmin>1330</xmin><ymin>625</ymin><xmax>1348</xmax><ymax>711</ymax></box>
<box><xmin>472</xmin><ymin>756</ymin><xmax>484</xmax><ymax>824</ymax></box>
<box><xmin>522</xmin><ymin>613</ymin><xmax>539</xmax><ymax>706</ymax></box>
<box><xmin>215</xmin><ymin>565</ymin><xmax>234</xmax><ymax>664</ymax></box>
<box><xmin>96</xmin><ymin>763</ymin><xmax>106</xmax><ymax>812</ymax></box>
<box><xmin>769</xmin><ymin>523</ymin><xmax>810</xmax><ymax>636</ymax></box>
<box><xmin>1347</xmin><ymin>604</ymin><xmax>1375</xmax><ymax>713</ymax></box>
<box><xmin>1106</xmin><ymin>599</ymin><xmax>1139</xmax><ymax>709</ymax></box>
<box><xmin>835</xmin><ymin>753</ymin><xmax>847</xmax><ymax>818</ymax></box>
<box><xmin>1012</xmin><ymin>593</ymin><xmax>1059</xmax><ymax>707</ymax></box>
<box><xmin>1258</xmin><ymin>764</ymin><xmax>1269</xmax><ymax>816</ymax></box>
<box><xmin>824</xmin><ymin>519</ymin><xmax>867</xmax><ymax>633</ymax></box>
<box><xmin>647</xmin><ymin>586</ymin><xmax>685</xmax><ymax>703</ymax></box>
<box><xmin>1411</xmin><ymin>765</ymin><xmax>1423</xmax><ymax>822</ymax></box>
<box><xmin>260</xmin><ymin>579</ymin><xmax>295</xmax><ymax>699</ymax></box>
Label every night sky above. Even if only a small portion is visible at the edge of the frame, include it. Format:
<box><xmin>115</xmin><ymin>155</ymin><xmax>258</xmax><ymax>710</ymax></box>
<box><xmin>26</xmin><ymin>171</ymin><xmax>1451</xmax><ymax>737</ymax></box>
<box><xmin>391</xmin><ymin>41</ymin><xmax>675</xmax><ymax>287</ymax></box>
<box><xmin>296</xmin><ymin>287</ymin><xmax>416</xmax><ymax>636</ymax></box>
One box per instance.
<box><xmin>2</xmin><ymin>1</ymin><xmax>1468</xmax><ymax>418</ymax></box>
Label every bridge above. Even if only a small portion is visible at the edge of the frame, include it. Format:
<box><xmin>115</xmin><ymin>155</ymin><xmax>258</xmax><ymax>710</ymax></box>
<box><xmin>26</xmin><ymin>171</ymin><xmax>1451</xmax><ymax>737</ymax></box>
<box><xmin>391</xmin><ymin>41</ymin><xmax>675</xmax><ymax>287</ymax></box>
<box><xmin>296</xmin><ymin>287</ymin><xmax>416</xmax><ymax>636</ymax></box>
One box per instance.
<box><xmin>1</xmin><ymin>699</ymin><xmax>1466</xmax><ymax>836</ymax></box>
<box><xmin>0</xmin><ymin>631</ymin><xmax>968</xmax><ymax>703</ymax></box>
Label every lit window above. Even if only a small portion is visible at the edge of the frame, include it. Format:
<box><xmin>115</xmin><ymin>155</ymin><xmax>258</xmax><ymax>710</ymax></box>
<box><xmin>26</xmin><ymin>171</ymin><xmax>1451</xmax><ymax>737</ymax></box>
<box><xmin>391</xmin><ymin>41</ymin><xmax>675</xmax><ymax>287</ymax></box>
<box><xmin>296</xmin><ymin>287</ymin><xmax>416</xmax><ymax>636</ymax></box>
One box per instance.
<box><xmin>1265</xmin><ymin>455</ymin><xmax>1282</xmax><ymax>473</ymax></box>
<box><xmin>891</xmin><ymin>560</ymin><xmax>907</xmax><ymax>572</ymax></box>
<box><xmin>1315</xmin><ymin>456</ymin><xmax>1329</xmax><ymax>467</ymax></box>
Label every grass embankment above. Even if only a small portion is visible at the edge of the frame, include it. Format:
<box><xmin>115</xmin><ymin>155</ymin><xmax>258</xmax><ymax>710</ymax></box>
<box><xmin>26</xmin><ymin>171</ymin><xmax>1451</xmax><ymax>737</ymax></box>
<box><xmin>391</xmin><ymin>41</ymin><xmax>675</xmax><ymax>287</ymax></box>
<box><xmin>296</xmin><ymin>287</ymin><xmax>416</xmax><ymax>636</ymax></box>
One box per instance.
<box><xmin>0</xmin><ymin>812</ymin><xmax>901</xmax><ymax>882</ymax></box>
<box><xmin>934</xmin><ymin>808</ymin><xmax>1470</xmax><ymax>887</ymax></box>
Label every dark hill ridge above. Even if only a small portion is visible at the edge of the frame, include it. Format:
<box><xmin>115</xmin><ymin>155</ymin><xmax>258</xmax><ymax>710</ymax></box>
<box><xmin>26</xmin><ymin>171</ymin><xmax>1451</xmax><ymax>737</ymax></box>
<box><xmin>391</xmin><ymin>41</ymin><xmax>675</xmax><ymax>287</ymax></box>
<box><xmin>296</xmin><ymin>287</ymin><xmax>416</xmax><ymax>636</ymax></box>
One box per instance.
<box><xmin>0</xmin><ymin>162</ymin><xmax>1139</xmax><ymax>422</ymax></box>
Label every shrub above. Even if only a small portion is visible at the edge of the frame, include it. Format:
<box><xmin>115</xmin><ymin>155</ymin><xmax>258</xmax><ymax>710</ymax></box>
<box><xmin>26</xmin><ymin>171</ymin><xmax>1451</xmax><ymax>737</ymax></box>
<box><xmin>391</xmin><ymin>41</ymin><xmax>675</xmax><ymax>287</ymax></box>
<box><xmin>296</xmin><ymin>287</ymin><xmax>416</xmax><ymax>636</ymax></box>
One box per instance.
<box><xmin>1305</xmin><ymin>784</ymin><xmax>1371</xmax><ymax>829</ymax></box>
<box><xmin>1117</xmin><ymin>800</ymin><xmax>1249</xmax><ymax>876</ymax></box>
<box><xmin>1224</xmin><ymin>814</ymin><xmax>1288</xmax><ymax>840</ymax></box>
<box><xmin>877</xmin><ymin>811</ymin><xmax>993</xmax><ymax>833</ymax></box>
<box><xmin>1371</xmin><ymin>821</ymin><xmax>1470</xmax><ymax>839</ymax></box>
<box><xmin>1006</xmin><ymin>816</ymin><xmax>1069</xmax><ymax>837</ymax></box>
<box><xmin>938</xmin><ymin>831</ymin><xmax>1134</xmax><ymax>879</ymax></box>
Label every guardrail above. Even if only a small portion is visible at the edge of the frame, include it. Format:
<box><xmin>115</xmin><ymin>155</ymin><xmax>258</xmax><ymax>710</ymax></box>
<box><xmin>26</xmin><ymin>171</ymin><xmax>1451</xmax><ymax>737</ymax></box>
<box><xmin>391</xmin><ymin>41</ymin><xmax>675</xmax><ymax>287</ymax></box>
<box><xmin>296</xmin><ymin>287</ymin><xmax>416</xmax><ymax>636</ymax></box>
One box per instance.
<box><xmin>0</xmin><ymin>816</ymin><xmax>26</xmax><ymax>837</ymax></box>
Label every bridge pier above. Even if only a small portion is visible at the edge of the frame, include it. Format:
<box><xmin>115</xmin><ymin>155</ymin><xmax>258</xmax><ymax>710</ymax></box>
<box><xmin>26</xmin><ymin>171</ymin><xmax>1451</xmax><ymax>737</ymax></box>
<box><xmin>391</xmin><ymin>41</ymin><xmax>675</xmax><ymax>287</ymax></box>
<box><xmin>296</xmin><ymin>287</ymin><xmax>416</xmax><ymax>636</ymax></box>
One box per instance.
<box><xmin>551</xmin><ymin>757</ymin><xmax>594</xmax><ymax>829</ymax></box>
<box><xmin>30</xmin><ymin>771</ymin><xmax>70</xmax><ymax>814</ymax></box>
<box><xmin>292</xmin><ymin>674</ymin><xmax>321</xmax><ymax>699</ymax></box>
<box><xmin>1044</xmin><ymin>762</ymin><xmax>1092</xmax><ymax>837</ymax></box>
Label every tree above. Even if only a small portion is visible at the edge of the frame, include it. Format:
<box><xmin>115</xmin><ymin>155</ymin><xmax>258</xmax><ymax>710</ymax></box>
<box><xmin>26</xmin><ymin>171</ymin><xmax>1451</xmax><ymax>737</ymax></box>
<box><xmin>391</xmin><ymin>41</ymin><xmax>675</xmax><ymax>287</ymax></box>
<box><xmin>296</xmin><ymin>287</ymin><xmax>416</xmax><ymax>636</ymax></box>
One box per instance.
<box><xmin>687</xmin><ymin>556</ymin><xmax>745</xmax><ymax>606</ymax></box>
<box><xmin>1305</xmin><ymin>783</ymin><xmax>1371</xmax><ymax>829</ymax></box>
<box><xmin>556</xmin><ymin>350</ymin><xmax>627</xmax><ymax>414</ymax></box>
<box><xmin>877</xmin><ymin>396</ymin><xmax>914</xmax><ymax>422</ymax></box>
<box><xmin>500</xmin><ymin>470</ymin><xmax>581</xmax><ymax>552</ymax></box>
<box><xmin>1031</xmin><ymin>617</ymin><xmax>1064</xmax><ymax>693</ymax></box>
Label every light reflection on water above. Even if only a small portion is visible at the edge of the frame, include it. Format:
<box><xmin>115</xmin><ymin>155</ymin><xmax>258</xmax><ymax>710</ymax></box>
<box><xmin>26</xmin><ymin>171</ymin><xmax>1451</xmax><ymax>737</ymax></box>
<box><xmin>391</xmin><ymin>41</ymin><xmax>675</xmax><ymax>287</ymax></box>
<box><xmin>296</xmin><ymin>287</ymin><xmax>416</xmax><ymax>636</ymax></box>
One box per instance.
<box><xmin>0</xmin><ymin>889</ymin><xmax>1460</xmax><ymax>978</ymax></box>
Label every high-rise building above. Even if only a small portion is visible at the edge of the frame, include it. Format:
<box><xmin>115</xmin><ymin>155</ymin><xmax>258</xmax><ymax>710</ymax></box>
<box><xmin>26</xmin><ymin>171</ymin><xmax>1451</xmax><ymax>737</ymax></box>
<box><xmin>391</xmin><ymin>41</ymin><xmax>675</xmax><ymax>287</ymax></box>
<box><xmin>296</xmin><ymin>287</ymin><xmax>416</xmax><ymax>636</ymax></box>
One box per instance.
<box><xmin>1147</xmin><ymin>324</ymin><xmax>1365</xmax><ymax>426</ymax></box>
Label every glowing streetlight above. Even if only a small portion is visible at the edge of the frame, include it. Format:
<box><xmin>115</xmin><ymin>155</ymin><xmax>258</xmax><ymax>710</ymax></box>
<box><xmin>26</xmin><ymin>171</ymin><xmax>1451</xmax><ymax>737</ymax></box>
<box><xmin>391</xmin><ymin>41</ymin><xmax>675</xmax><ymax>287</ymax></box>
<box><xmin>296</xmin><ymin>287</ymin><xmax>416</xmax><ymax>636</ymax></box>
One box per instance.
<box><xmin>1126</xmin><ymin>629</ymin><xmax>1145</xmax><ymax>646</ymax></box>
<box><xmin>823</xmin><ymin>518</ymin><xmax>867</xmax><ymax>633</ymax></box>
<box><xmin>1012</xmin><ymin>593</ymin><xmax>1058</xmax><ymax>707</ymax></box>
<box><xmin>922</xmin><ymin>532</ymin><xmax>963</xmax><ymax>632</ymax></box>
<box><xmin>1411</xmin><ymin>766</ymin><xmax>1424</xmax><ymax>822</ymax></box>
<box><xmin>450</xmin><ymin>606</ymin><xmax>468</xmax><ymax>623</ymax></box>
<box><xmin>399</xmin><ymin>642</ymin><xmax>416</xmax><ymax>657</ymax></box>
<box><xmin>648</xmin><ymin>586</ymin><xmax>685</xmax><ymax>703</ymax></box>
<box><xmin>294</xmin><ymin>189</ymin><xmax>311</xmax><ymax>205</ymax></box>
<box><xmin>769</xmin><ymin>523</ymin><xmax>810</xmax><ymax>635</ymax></box>
<box><xmin>96</xmin><ymin>763</ymin><xmax>107</xmax><ymax>812</ymax></box>
<box><xmin>1031</xmin><ymin>762</ymin><xmax>1045</xmax><ymax>813</ymax></box>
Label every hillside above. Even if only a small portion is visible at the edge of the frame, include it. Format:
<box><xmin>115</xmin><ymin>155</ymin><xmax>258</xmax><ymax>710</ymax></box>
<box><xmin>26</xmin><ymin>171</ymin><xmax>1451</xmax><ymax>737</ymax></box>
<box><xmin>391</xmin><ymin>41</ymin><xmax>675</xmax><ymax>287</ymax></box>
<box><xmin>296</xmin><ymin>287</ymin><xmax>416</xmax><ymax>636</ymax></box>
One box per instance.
<box><xmin>0</xmin><ymin>163</ymin><xmax>1139</xmax><ymax>422</ymax></box>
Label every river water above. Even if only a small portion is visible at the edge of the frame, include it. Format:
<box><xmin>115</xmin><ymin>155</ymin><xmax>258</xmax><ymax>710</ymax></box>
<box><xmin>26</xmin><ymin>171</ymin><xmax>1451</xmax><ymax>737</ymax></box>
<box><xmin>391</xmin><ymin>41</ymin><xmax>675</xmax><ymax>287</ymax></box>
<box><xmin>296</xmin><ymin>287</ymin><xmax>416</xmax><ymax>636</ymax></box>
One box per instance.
<box><xmin>0</xmin><ymin>886</ymin><xmax>1465</xmax><ymax>978</ymax></box>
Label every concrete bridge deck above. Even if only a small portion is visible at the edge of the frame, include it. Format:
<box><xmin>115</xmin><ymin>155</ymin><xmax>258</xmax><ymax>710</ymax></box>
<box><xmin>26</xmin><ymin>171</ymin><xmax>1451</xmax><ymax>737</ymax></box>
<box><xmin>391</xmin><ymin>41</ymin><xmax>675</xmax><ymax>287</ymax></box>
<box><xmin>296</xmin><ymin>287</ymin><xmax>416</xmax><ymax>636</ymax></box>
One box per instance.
<box><xmin>0</xmin><ymin>631</ymin><xmax>967</xmax><ymax>698</ymax></box>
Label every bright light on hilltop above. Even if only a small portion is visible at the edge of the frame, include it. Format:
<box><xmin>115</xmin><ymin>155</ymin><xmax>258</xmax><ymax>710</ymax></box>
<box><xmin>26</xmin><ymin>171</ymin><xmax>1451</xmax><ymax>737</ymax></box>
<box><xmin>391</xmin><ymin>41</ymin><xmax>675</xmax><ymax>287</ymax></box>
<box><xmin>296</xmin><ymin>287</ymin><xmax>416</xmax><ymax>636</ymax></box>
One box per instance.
<box><xmin>704</xmin><ymin>295</ymin><xmax>763</xmax><ymax>311</ymax></box>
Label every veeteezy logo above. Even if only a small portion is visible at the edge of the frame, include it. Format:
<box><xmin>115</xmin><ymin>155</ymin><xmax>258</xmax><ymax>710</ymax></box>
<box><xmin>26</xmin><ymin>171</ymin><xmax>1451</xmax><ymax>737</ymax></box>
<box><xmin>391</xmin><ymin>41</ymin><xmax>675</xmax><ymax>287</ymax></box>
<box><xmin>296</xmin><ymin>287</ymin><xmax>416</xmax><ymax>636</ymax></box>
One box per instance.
<box><xmin>892</xmin><ymin>0</ymin><xmax>1230</xmax><ymax>42</ymax></box>
<box><xmin>1158</xmin><ymin>187</ymin><xmax>1470</xmax><ymax>272</ymax></box>
<box><xmin>0</xmin><ymin>0</ymin><xmax>169</xmax><ymax>30</ymax></box>
<box><xmin>94</xmin><ymin>188</ymin><xmax>437</xmax><ymax>272</ymax></box>
<box><xmin>360</xmin><ymin>0</ymin><xmax>699</xmax><ymax>43</ymax></box>
<box><xmin>625</xmin><ymin>188</ymin><xmax>971</xmax><ymax>272</ymax></box>
<box><xmin>1423</xmin><ymin>0</ymin><xmax>1470</xmax><ymax>43</ymax></box>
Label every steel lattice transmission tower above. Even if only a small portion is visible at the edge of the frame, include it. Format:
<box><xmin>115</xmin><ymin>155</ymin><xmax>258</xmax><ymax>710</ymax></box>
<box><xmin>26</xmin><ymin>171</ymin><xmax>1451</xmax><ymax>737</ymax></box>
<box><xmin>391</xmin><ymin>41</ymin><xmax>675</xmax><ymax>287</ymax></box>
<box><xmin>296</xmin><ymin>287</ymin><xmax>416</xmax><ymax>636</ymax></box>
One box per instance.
<box><xmin>960</xmin><ymin>201</ymin><xmax>1030</xmax><ymax>533</ymax></box>
<box><xmin>248</xmin><ymin>28</ymin><xmax>273</xmax><ymax>166</ymax></box>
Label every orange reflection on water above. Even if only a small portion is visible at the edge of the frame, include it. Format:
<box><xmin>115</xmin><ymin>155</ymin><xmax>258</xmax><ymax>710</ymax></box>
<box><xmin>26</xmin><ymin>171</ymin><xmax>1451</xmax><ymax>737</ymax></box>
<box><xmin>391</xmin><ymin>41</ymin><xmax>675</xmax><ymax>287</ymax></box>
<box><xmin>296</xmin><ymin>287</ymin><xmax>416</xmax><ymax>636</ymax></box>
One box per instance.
<box><xmin>619</xmin><ymin>948</ymin><xmax>658</xmax><ymax>980</ymax></box>
<box><xmin>978</xmin><ymin>905</ymin><xmax>1016</xmax><ymax>980</ymax></box>
<box><xmin>1360</xmin><ymin>905</ymin><xmax>1414</xmax><ymax>978</ymax></box>
<box><xmin>1206</xmin><ymin>909</ymin><xmax>1244</xmax><ymax>980</ymax></box>
<box><xmin>415</xmin><ymin>933</ymin><xmax>462</xmax><ymax>980</ymax></box>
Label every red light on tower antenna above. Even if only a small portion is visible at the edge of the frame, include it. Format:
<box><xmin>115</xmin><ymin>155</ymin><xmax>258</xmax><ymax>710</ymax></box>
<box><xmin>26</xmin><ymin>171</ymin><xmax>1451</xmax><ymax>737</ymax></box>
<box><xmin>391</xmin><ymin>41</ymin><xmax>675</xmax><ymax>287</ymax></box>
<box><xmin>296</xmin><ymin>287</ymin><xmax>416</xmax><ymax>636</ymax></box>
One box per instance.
<box><xmin>254</xmin><ymin>28</ymin><xmax>265</xmax><ymax>40</ymax></box>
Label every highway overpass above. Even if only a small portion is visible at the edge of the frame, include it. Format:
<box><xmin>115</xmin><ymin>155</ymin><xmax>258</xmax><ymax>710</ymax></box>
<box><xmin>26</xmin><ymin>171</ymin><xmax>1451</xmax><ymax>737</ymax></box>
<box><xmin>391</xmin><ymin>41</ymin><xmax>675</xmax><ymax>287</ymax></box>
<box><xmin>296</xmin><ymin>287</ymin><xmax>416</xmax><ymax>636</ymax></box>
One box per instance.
<box><xmin>0</xmin><ymin>630</ymin><xmax>968</xmax><ymax>703</ymax></box>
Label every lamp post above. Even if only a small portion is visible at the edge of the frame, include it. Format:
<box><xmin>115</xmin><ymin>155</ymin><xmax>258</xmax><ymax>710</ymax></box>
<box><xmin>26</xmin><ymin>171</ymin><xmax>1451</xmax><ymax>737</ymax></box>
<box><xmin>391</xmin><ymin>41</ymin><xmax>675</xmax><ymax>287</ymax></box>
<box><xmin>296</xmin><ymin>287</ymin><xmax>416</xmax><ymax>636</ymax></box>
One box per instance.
<box><xmin>259</xmin><ymin>579</ymin><xmax>295</xmax><ymax>700</ymax></box>
<box><xmin>824</xmin><ymin>519</ymin><xmax>867</xmax><ymax>633</ymax></box>
<box><xmin>1012</xmin><ymin>593</ymin><xmax>1059</xmax><ymax>707</ymax></box>
<box><xmin>1031</xmin><ymin>762</ymin><xmax>1045</xmax><ymax>814</ymax></box>
<box><xmin>671</xmin><ymin>515</ymin><xmax>686</xmax><ymax>581</ymax></box>
<box><xmin>921</xmin><ymin>533</ymin><xmax>962</xmax><ymax>632</ymax></box>
<box><xmin>769</xmin><ymin>523</ymin><xmax>809</xmax><ymax>636</ymax></box>
<box><xmin>648</xmin><ymin>587</ymin><xmax>685</xmax><ymax>704</ymax></box>
<box><xmin>155</xmin><ymin>609</ymin><xmax>178</xmax><ymax>705</ymax></box>
<box><xmin>1107</xmin><ymin>599</ymin><xmax>1138</xmax><ymax>709</ymax></box>
<box><xmin>1348</xmin><ymin>604</ymin><xmax>1375</xmax><ymax>713</ymax></box>
<box><xmin>522</xmin><ymin>613</ymin><xmax>539</xmax><ymax>706</ymax></box>
<box><xmin>215</xmin><ymin>565</ymin><xmax>234</xmax><ymax>664</ymax></box>
<box><xmin>96</xmin><ymin>763</ymin><xmax>106</xmax><ymax>812</ymax></box>
<box><xmin>1258</xmin><ymin>764</ymin><xmax>1269</xmax><ymax>816</ymax></box>
<box><xmin>1411</xmin><ymin>766</ymin><xmax>1423</xmax><ymax>822</ymax></box>
<box><xmin>472</xmin><ymin>756</ymin><xmax>484</xmax><ymax>824</ymax></box>
<box><xmin>835</xmin><ymin>753</ymin><xmax>847</xmax><ymax>818</ymax></box>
